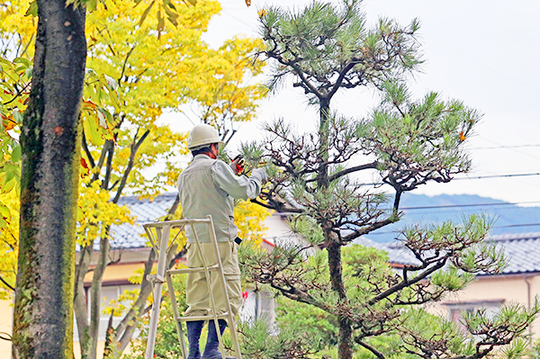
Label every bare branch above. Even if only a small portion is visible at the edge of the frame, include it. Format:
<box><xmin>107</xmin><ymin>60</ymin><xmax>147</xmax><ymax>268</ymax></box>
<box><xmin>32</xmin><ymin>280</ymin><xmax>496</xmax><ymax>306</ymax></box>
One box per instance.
<box><xmin>0</xmin><ymin>275</ymin><xmax>14</xmax><ymax>291</ymax></box>
<box><xmin>112</xmin><ymin>129</ymin><xmax>150</xmax><ymax>203</ymax></box>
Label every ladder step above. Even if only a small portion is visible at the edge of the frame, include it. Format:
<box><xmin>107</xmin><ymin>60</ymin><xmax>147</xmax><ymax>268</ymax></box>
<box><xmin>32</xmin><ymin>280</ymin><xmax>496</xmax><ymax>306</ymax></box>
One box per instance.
<box><xmin>168</xmin><ymin>264</ymin><xmax>220</xmax><ymax>274</ymax></box>
<box><xmin>177</xmin><ymin>313</ymin><xmax>230</xmax><ymax>322</ymax></box>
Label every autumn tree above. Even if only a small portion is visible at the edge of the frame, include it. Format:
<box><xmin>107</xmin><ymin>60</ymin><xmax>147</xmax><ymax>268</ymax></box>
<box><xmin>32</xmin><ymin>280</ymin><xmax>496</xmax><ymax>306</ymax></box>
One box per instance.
<box><xmin>238</xmin><ymin>1</ymin><xmax>539</xmax><ymax>359</ymax></box>
<box><xmin>2</xmin><ymin>0</ymin><xmax>266</xmax><ymax>357</ymax></box>
<box><xmin>79</xmin><ymin>2</ymin><xmax>264</xmax><ymax>358</ymax></box>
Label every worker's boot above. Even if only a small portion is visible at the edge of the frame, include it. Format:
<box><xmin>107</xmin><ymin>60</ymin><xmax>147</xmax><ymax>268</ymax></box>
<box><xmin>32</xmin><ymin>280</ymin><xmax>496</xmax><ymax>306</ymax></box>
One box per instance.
<box><xmin>187</xmin><ymin>320</ymin><xmax>205</xmax><ymax>359</ymax></box>
<box><xmin>201</xmin><ymin>319</ymin><xmax>234</xmax><ymax>359</ymax></box>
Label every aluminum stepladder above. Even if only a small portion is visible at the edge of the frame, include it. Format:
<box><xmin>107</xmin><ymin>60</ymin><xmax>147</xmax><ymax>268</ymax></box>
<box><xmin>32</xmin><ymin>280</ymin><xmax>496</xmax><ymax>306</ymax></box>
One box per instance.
<box><xmin>143</xmin><ymin>215</ymin><xmax>242</xmax><ymax>359</ymax></box>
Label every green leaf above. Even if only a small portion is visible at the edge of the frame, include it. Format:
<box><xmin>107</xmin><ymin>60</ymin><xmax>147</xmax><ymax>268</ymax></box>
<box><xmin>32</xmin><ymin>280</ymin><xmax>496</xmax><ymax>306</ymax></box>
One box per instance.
<box><xmin>86</xmin><ymin>0</ymin><xmax>97</xmax><ymax>11</ymax></box>
<box><xmin>14</xmin><ymin>57</ymin><xmax>32</xmax><ymax>68</ymax></box>
<box><xmin>24</xmin><ymin>67</ymin><xmax>32</xmax><ymax>80</ymax></box>
<box><xmin>0</xmin><ymin>203</ymin><xmax>9</xmax><ymax>220</ymax></box>
<box><xmin>11</xmin><ymin>145</ymin><xmax>21</xmax><ymax>163</ymax></box>
<box><xmin>0</xmin><ymin>177</ymin><xmax>16</xmax><ymax>194</ymax></box>
<box><xmin>164</xmin><ymin>5</ymin><xmax>179</xmax><ymax>26</ymax></box>
<box><xmin>0</xmin><ymin>217</ymin><xmax>7</xmax><ymax>230</ymax></box>
<box><xmin>25</xmin><ymin>1</ymin><xmax>38</xmax><ymax>17</ymax></box>
<box><xmin>12</xmin><ymin>109</ymin><xmax>23</xmax><ymax>124</ymax></box>
<box><xmin>83</xmin><ymin>114</ymin><xmax>104</xmax><ymax>146</ymax></box>
<box><xmin>110</xmin><ymin>92</ymin><xmax>121</xmax><ymax>112</ymax></box>
<box><xmin>97</xmin><ymin>109</ymin><xmax>108</xmax><ymax>129</ymax></box>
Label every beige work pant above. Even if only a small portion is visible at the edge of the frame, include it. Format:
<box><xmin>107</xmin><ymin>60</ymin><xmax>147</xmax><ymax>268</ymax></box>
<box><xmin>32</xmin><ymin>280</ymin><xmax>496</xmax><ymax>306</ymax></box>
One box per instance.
<box><xmin>185</xmin><ymin>241</ymin><xmax>242</xmax><ymax>317</ymax></box>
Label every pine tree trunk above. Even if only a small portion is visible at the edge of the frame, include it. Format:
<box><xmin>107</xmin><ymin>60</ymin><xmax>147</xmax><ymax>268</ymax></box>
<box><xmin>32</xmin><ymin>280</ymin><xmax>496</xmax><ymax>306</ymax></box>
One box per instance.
<box><xmin>318</xmin><ymin>98</ymin><xmax>331</xmax><ymax>188</ymax></box>
<box><xmin>327</xmin><ymin>241</ymin><xmax>354</xmax><ymax>359</ymax></box>
<box><xmin>12</xmin><ymin>1</ymin><xmax>86</xmax><ymax>358</ymax></box>
<box><xmin>318</xmin><ymin>97</ymin><xmax>354</xmax><ymax>359</ymax></box>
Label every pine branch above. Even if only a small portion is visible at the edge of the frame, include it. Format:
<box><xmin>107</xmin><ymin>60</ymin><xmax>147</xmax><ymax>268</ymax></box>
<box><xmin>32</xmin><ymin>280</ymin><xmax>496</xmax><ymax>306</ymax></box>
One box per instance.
<box><xmin>368</xmin><ymin>258</ymin><xmax>447</xmax><ymax>305</ymax></box>
<box><xmin>250</xmin><ymin>198</ymin><xmax>303</xmax><ymax>214</ymax></box>
<box><xmin>356</xmin><ymin>340</ymin><xmax>385</xmax><ymax>359</ymax></box>
<box><xmin>327</xmin><ymin>161</ymin><xmax>379</xmax><ymax>182</ymax></box>
<box><xmin>342</xmin><ymin>218</ymin><xmax>395</xmax><ymax>243</ymax></box>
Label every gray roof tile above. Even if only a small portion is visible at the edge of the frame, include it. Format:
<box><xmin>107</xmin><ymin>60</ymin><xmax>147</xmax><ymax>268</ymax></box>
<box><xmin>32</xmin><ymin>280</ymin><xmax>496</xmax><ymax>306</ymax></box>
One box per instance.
<box><xmin>108</xmin><ymin>193</ymin><xmax>177</xmax><ymax>249</ymax></box>
<box><xmin>358</xmin><ymin>232</ymin><xmax>540</xmax><ymax>275</ymax></box>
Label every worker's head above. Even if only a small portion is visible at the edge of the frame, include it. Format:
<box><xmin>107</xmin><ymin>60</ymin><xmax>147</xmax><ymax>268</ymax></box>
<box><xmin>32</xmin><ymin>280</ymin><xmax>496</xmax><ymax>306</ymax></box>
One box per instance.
<box><xmin>188</xmin><ymin>123</ymin><xmax>224</xmax><ymax>158</ymax></box>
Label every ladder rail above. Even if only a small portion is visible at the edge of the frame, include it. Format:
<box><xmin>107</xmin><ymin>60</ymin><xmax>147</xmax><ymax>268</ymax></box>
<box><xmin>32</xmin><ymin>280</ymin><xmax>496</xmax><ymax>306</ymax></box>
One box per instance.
<box><xmin>207</xmin><ymin>216</ymin><xmax>243</xmax><ymax>359</ymax></box>
<box><xmin>166</xmin><ymin>272</ymin><xmax>188</xmax><ymax>358</ymax></box>
<box><xmin>144</xmin><ymin>223</ymin><xmax>171</xmax><ymax>359</ymax></box>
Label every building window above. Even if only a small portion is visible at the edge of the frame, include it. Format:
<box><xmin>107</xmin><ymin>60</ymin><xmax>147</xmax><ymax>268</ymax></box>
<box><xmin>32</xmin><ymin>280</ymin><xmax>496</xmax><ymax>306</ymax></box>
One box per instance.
<box><xmin>446</xmin><ymin>300</ymin><xmax>504</xmax><ymax>332</ymax></box>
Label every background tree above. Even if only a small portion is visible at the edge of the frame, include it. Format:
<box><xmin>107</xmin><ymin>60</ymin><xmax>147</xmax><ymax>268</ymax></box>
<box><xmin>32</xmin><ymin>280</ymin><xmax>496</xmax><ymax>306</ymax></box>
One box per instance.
<box><xmin>1</xmin><ymin>0</ymin><xmax>267</xmax><ymax>357</ymax></box>
<box><xmin>78</xmin><ymin>2</ymin><xmax>265</xmax><ymax>358</ymax></box>
<box><xmin>237</xmin><ymin>1</ymin><xmax>539</xmax><ymax>359</ymax></box>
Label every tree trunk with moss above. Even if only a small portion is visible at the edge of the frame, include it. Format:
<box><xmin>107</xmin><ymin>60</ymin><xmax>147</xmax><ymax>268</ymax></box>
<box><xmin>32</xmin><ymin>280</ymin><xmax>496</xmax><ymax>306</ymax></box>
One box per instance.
<box><xmin>12</xmin><ymin>1</ymin><xmax>86</xmax><ymax>358</ymax></box>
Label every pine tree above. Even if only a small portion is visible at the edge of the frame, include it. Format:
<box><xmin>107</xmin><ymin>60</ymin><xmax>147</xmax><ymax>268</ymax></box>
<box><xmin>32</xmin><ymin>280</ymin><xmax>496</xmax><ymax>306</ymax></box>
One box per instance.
<box><xmin>239</xmin><ymin>1</ymin><xmax>539</xmax><ymax>359</ymax></box>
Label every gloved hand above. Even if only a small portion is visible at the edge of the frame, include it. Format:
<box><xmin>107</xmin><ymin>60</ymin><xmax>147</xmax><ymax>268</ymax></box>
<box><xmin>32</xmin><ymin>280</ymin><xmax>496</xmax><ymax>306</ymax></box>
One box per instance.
<box><xmin>230</xmin><ymin>155</ymin><xmax>245</xmax><ymax>175</ymax></box>
<box><xmin>252</xmin><ymin>168</ymin><xmax>268</xmax><ymax>183</ymax></box>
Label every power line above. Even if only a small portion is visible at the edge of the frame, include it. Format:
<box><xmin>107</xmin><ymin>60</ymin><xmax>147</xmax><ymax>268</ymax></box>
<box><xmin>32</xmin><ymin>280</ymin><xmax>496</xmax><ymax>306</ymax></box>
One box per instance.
<box><xmin>453</xmin><ymin>172</ymin><xmax>540</xmax><ymax>180</ymax></box>
<box><xmin>400</xmin><ymin>200</ymin><xmax>540</xmax><ymax>211</ymax></box>
<box><xmin>498</xmin><ymin>223</ymin><xmax>540</xmax><ymax>228</ymax></box>
<box><xmin>364</xmin><ymin>172</ymin><xmax>540</xmax><ymax>186</ymax></box>
<box><xmin>472</xmin><ymin>144</ymin><xmax>540</xmax><ymax>150</ymax></box>
<box><xmin>366</xmin><ymin>222</ymin><xmax>540</xmax><ymax>236</ymax></box>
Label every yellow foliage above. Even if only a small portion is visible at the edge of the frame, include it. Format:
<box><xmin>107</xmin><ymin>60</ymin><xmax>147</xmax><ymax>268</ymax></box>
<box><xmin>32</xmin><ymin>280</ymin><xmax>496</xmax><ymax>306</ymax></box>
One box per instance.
<box><xmin>0</xmin><ymin>189</ymin><xmax>18</xmax><ymax>298</ymax></box>
<box><xmin>0</xmin><ymin>0</ymin><xmax>268</xmax><ymax>296</ymax></box>
<box><xmin>102</xmin><ymin>289</ymin><xmax>141</xmax><ymax>317</ymax></box>
<box><xmin>77</xmin><ymin>179</ymin><xmax>135</xmax><ymax>247</ymax></box>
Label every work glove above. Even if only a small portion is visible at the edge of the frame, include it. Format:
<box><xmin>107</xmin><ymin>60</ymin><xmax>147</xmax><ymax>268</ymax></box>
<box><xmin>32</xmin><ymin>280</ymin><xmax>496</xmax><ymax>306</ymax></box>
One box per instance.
<box><xmin>230</xmin><ymin>155</ymin><xmax>245</xmax><ymax>175</ymax></box>
<box><xmin>252</xmin><ymin>168</ymin><xmax>268</xmax><ymax>183</ymax></box>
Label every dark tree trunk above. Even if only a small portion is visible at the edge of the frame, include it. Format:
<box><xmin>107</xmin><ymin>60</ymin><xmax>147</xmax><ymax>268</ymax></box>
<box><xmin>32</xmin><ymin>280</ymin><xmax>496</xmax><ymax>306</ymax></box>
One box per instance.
<box><xmin>318</xmin><ymin>95</ymin><xmax>354</xmax><ymax>359</ymax></box>
<box><xmin>318</xmin><ymin>97</ymin><xmax>331</xmax><ymax>188</ymax></box>
<box><xmin>327</xmin><ymin>241</ymin><xmax>353</xmax><ymax>359</ymax></box>
<box><xmin>12</xmin><ymin>1</ymin><xmax>86</xmax><ymax>358</ymax></box>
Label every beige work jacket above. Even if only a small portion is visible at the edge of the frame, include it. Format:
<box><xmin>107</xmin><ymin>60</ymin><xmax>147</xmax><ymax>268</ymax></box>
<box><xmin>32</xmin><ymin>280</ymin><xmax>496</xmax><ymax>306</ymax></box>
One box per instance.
<box><xmin>177</xmin><ymin>154</ymin><xmax>266</xmax><ymax>243</ymax></box>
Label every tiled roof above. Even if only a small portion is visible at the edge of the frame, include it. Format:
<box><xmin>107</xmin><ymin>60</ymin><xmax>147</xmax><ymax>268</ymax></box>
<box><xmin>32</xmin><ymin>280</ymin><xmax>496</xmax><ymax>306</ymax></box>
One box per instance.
<box><xmin>353</xmin><ymin>237</ymin><xmax>421</xmax><ymax>266</ymax></box>
<box><xmin>357</xmin><ymin>232</ymin><xmax>540</xmax><ymax>275</ymax></box>
<box><xmin>109</xmin><ymin>193</ymin><xmax>178</xmax><ymax>249</ymax></box>
<box><xmin>110</xmin><ymin>193</ymin><xmax>540</xmax><ymax>275</ymax></box>
<box><xmin>487</xmin><ymin>232</ymin><xmax>540</xmax><ymax>274</ymax></box>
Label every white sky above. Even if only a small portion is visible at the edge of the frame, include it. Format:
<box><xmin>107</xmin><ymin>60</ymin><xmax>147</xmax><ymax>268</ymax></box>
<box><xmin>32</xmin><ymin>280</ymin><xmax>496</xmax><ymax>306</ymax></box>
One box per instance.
<box><xmin>167</xmin><ymin>0</ymin><xmax>540</xmax><ymax>205</ymax></box>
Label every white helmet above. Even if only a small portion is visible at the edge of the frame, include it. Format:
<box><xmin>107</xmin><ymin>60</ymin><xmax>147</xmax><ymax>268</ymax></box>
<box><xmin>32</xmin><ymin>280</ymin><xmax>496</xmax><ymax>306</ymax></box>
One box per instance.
<box><xmin>187</xmin><ymin>124</ymin><xmax>224</xmax><ymax>150</ymax></box>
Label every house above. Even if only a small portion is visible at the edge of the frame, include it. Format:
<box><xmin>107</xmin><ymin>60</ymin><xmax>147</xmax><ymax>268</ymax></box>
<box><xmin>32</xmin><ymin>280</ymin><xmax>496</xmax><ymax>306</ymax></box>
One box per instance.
<box><xmin>361</xmin><ymin>232</ymin><xmax>540</xmax><ymax>337</ymax></box>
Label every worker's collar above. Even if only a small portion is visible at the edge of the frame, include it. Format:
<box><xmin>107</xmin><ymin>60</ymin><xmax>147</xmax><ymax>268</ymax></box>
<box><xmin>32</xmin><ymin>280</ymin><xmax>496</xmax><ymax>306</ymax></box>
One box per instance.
<box><xmin>193</xmin><ymin>154</ymin><xmax>214</xmax><ymax>160</ymax></box>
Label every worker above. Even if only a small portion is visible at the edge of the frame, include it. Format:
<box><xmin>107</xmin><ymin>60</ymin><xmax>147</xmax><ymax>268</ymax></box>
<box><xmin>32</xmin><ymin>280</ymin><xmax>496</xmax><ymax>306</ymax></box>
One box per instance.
<box><xmin>177</xmin><ymin>123</ymin><xmax>267</xmax><ymax>359</ymax></box>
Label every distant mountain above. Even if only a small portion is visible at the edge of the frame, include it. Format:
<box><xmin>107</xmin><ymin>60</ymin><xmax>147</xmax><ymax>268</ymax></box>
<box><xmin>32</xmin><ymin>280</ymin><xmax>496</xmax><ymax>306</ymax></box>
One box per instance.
<box><xmin>364</xmin><ymin>193</ymin><xmax>540</xmax><ymax>243</ymax></box>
